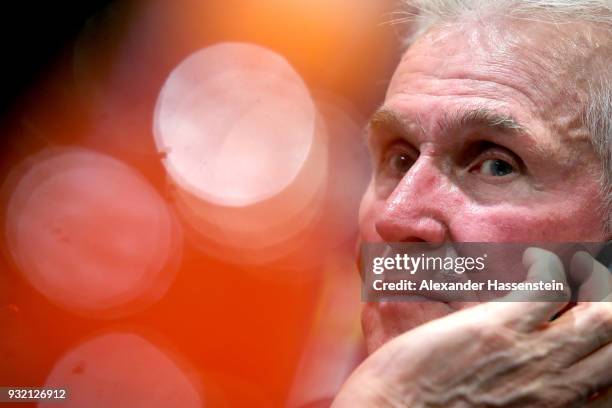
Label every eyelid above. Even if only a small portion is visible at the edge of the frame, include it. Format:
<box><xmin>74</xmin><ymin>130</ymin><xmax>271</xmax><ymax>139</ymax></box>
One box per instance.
<box><xmin>469</xmin><ymin>146</ymin><xmax>523</xmax><ymax>174</ymax></box>
<box><xmin>384</xmin><ymin>140</ymin><xmax>418</xmax><ymax>156</ymax></box>
<box><xmin>478</xmin><ymin>147</ymin><xmax>516</xmax><ymax>162</ymax></box>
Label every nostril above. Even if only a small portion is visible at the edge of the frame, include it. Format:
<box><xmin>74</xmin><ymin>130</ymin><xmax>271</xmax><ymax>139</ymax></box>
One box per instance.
<box><xmin>399</xmin><ymin>238</ymin><xmax>427</xmax><ymax>243</ymax></box>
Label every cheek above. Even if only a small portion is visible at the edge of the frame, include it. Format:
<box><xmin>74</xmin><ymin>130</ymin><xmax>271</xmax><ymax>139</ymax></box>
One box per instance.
<box><xmin>449</xmin><ymin>202</ymin><xmax>605</xmax><ymax>242</ymax></box>
<box><xmin>361</xmin><ymin>302</ymin><xmax>455</xmax><ymax>353</ymax></box>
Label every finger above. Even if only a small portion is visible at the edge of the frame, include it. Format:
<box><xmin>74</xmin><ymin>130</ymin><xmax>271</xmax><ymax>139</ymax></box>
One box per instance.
<box><xmin>497</xmin><ymin>247</ymin><xmax>570</xmax><ymax>302</ymax></box>
<box><xmin>487</xmin><ymin>248</ymin><xmax>569</xmax><ymax>332</ymax></box>
<box><xmin>566</xmin><ymin>337</ymin><xmax>612</xmax><ymax>404</ymax></box>
<box><xmin>540</xmin><ymin>297</ymin><xmax>612</xmax><ymax>367</ymax></box>
<box><xmin>570</xmin><ymin>251</ymin><xmax>612</xmax><ymax>302</ymax></box>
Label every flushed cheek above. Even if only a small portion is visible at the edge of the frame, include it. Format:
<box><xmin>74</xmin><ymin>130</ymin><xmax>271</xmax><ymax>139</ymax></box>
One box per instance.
<box><xmin>449</xmin><ymin>204</ymin><xmax>605</xmax><ymax>242</ymax></box>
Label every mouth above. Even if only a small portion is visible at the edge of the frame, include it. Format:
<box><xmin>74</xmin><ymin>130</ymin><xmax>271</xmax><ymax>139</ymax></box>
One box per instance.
<box><xmin>361</xmin><ymin>241</ymin><xmax>488</xmax><ymax>303</ymax></box>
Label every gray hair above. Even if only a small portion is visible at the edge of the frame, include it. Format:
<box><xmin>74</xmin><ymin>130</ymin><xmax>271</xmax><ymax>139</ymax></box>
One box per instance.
<box><xmin>396</xmin><ymin>0</ymin><xmax>612</xmax><ymax>234</ymax></box>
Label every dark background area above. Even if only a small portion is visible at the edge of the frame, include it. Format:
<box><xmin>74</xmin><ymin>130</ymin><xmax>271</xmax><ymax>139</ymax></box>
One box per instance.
<box><xmin>0</xmin><ymin>1</ymin><xmax>113</xmax><ymax>115</ymax></box>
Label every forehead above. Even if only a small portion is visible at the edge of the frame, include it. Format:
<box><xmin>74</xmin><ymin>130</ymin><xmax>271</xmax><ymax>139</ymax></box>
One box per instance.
<box><xmin>387</xmin><ymin>20</ymin><xmax>578</xmax><ymax>115</ymax></box>
<box><xmin>382</xmin><ymin>19</ymin><xmax>598</xmax><ymax>152</ymax></box>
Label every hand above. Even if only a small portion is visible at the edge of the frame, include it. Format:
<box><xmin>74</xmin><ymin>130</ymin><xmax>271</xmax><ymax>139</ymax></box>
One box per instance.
<box><xmin>570</xmin><ymin>250</ymin><xmax>612</xmax><ymax>302</ymax></box>
<box><xmin>333</xmin><ymin>248</ymin><xmax>612</xmax><ymax>407</ymax></box>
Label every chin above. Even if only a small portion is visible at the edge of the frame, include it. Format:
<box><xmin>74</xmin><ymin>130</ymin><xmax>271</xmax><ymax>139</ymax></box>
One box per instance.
<box><xmin>361</xmin><ymin>301</ymin><xmax>466</xmax><ymax>354</ymax></box>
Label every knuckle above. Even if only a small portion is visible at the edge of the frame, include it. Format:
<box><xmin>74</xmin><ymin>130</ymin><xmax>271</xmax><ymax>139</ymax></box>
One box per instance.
<box><xmin>588</xmin><ymin>302</ymin><xmax>612</xmax><ymax>324</ymax></box>
<box><xmin>582</xmin><ymin>302</ymin><xmax>612</xmax><ymax>340</ymax></box>
<box><xmin>479</xmin><ymin>322</ymin><xmax>517</xmax><ymax>348</ymax></box>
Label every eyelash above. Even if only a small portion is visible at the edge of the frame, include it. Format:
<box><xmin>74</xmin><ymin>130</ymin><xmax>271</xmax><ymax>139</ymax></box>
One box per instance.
<box><xmin>468</xmin><ymin>148</ymin><xmax>522</xmax><ymax>178</ymax></box>
<box><xmin>377</xmin><ymin>142</ymin><xmax>523</xmax><ymax>178</ymax></box>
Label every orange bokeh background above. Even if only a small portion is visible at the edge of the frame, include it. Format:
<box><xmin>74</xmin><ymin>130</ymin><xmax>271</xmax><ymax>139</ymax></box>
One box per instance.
<box><xmin>0</xmin><ymin>1</ymin><xmax>402</xmax><ymax>406</ymax></box>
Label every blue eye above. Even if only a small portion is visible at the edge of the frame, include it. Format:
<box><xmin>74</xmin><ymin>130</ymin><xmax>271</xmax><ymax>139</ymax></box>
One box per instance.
<box><xmin>479</xmin><ymin>159</ymin><xmax>514</xmax><ymax>176</ymax></box>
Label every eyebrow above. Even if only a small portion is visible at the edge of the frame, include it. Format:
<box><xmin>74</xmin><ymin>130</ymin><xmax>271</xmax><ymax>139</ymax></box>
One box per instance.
<box><xmin>367</xmin><ymin>106</ymin><xmax>528</xmax><ymax>140</ymax></box>
<box><xmin>367</xmin><ymin>107</ymin><xmax>422</xmax><ymax>140</ymax></box>
<box><xmin>440</xmin><ymin>107</ymin><xmax>527</xmax><ymax>134</ymax></box>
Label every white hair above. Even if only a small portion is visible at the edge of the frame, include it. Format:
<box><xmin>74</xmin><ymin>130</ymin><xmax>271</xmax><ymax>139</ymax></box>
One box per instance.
<box><xmin>397</xmin><ymin>0</ymin><xmax>612</xmax><ymax>234</ymax></box>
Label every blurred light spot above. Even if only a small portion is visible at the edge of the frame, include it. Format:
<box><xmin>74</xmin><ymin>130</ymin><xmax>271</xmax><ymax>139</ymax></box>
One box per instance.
<box><xmin>153</xmin><ymin>43</ymin><xmax>333</xmax><ymax>273</ymax></box>
<box><xmin>169</xmin><ymin>120</ymin><xmax>328</xmax><ymax>267</ymax></box>
<box><xmin>39</xmin><ymin>332</ymin><xmax>203</xmax><ymax>408</ymax></box>
<box><xmin>4</xmin><ymin>148</ymin><xmax>181</xmax><ymax>318</ymax></box>
<box><xmin>226</xmin><ymin>94</ymin><xmax>371</xmax><ymax>272</ymax></box>
<box><xmin>154</xmin><ymin>42</ymin><xmax>317</xmax><ymax>207</ymax></box>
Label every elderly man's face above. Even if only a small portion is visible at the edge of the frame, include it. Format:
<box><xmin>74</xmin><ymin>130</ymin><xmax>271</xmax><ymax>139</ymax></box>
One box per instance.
<box><xmin>359</xmin><ymin>21</ymin><xmax>609</xmax><ymax>352</ymax></box>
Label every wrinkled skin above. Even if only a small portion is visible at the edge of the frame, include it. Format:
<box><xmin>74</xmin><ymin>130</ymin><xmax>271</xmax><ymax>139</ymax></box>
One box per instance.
<box><xmin>359</xmin><ymin>19</ymin><xmax>609</xmax><ymax>353</ymax></box>
<box><xmin>334</xmin><ymin>249</ymin><xmax>612</xmax><ymax>408</ymax></box>
<box><xmin>335</xmin><ymin>18</ymin><xmax>612</xmax><ymax>408</ymax></box>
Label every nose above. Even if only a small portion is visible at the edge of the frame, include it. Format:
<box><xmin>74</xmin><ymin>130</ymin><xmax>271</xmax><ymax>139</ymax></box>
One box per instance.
<box><xmin>374</xmin><ymin>159</ymin><xmax>449</xmax><ymax>243</ymax></box>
